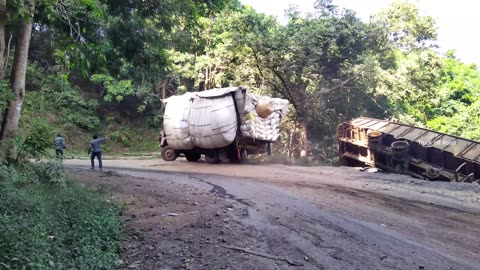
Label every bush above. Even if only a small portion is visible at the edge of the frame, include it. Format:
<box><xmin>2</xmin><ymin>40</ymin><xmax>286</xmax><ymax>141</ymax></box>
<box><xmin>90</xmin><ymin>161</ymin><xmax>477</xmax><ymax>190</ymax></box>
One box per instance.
<box><xmin>110</xmin><ymin>130</ymin><xmax>130</xmax><ymax>147</ymax></box>
<box><xmin>23</xmin><ymin>66</ymin><xmax>100</xmax><ymax>131</ymax></box>
<box><xmin>15</xmin><ymin>118</ymin><xmax>53</xmax><ymax>161</ymax></box>
<box><xmin>0</xmin><ymin>163</ymin><xmax>123</xmax><ymax>269</ymax></box>
<box><xmin>0</xmin><ymin>80</ymin><xmax>14</xmax><ymax>114</ymax></box>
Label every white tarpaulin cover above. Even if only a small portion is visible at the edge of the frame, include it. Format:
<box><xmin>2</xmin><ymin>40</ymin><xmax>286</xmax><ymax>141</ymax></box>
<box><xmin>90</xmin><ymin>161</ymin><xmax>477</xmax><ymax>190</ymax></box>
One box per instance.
<box><xmin>162</xmin><ymin>93</ymin><xmax>195</xmax><ymax>149</ymax></box>
<box><xmin>189</xmin><ymin>94</ymin><xmax>238</xmax><ymax>149</ymax></box>
<box><xmin>162</xmin><ymin>87</ymin><xmax>288</xmax><ymax>149</ymax></box>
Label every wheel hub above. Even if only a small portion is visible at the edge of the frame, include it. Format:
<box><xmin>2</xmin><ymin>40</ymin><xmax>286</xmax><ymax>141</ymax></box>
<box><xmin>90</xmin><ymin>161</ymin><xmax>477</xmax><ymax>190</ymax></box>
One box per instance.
<box><xmin>165</xmin><ymin>149</ymin><xmax>174</xmax><ymax>158</ymax></box>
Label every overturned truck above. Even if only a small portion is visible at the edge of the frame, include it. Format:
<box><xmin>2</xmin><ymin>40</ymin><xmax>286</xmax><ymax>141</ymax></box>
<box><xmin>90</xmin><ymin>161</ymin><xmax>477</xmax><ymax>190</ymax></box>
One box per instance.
<box><xmin>338</xmin><ymin>117</ymin><xmax>480</xmax><ymax>184</ymax></box>
<box><xmin>160</xmin><ymin>87</ymin><xmax>289</xmax><ymax>164</ymax></box>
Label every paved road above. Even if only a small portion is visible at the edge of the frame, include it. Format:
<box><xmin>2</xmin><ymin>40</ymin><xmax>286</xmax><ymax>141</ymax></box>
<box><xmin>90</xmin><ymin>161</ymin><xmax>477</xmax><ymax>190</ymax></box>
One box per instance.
<box><xmin>65</xmin><ymin>158</ymin><xmax>480</xmax><ymax>270</ymax></box>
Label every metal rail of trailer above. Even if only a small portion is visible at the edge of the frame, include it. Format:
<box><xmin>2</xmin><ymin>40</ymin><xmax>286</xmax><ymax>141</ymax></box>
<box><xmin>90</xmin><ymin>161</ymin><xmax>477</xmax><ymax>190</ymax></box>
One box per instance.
<box><xmin>337</xmin><ymin>117</ymin><xmax>480</xmax><ymax>184</ymax></box>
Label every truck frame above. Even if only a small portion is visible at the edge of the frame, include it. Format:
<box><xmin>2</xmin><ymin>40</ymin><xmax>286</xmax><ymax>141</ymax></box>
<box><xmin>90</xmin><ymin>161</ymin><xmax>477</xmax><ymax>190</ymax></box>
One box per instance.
<box><xmin>337</xmin><ymin>117</ymin><xmax>480</xmax><ymax>184</ymax></box>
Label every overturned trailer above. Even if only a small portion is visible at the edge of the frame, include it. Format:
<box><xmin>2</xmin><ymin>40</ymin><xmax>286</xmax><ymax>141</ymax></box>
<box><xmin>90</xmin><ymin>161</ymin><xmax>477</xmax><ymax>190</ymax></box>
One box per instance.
<box><xmin>337</xmin><ymin>117</ymin><xmax>480</xmax><ymax>184</ymax></box>
<box><xmin>160</xmin><ymin>87</ymin><xmax>289</xmax><ymax>164</ymax></box>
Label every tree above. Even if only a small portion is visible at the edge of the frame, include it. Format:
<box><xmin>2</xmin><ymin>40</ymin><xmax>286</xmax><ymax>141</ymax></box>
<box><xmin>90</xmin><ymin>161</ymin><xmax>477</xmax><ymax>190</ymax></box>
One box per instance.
<box><xmin>0</xmin><ymin>0</ymin><xmax>104</xmax><ymax>160</ymax></box>
<box><xmin>373</xmin><ymin>0</ymin><xmax>437</xmax><ymax>50</ymax></box>
<box><xmin>238</xmin><ymin>6</ymin><xmax>372</xmax><ymax>156</ymax></box>
<box><xmin>0</xmin><ymin>0</ymin><xmax>35</xmax><ymax>160</ymax></box>
<box><xmin>362</xmin><ymin>0</ymin><xmax>442</xmax><ymax>126</ymax></box>
<box><xmin>427</xmin><ymin>51</ymin><xmax>480</xmax><ymax>140</ymax></box>
<box><xmin>97</xmin><ymin>0</ymin><xmax>235</xmax><ymax>92</ymax></box>
<box><xmin>166</xmin><ymin>3</ymin><xmax>253</xmax><ymax>93</ymax></box>
<box><xmin>0</xmin><ymin>0</ymin><xmax>6</xmax><ymax>79</ymax></box>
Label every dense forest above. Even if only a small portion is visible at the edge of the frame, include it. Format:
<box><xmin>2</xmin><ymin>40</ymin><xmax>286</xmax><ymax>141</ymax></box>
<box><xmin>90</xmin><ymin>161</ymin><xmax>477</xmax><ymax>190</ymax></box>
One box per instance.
<box><xmin>1</xmin><ymin>0</ymin><xmax>480</xmax><ymax>161</ymax></box>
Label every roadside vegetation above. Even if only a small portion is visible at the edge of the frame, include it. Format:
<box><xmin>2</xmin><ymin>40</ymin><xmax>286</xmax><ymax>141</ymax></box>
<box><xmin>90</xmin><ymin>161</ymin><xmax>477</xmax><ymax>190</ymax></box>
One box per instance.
<box><xmin>0</xmin><ymin>108</ymin><xmax>123</xmax><ymax>269</ymax></box>
<box><xmin>0</xmin><ymin>162</ymin><xmax>123</xmax><ymax>269</ymax></box>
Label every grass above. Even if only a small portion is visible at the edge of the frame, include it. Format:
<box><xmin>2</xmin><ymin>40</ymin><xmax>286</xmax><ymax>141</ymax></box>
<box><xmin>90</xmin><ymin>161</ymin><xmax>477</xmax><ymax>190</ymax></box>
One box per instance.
<box><xmin>0</xmin><ymin>162</ymin><xmax>123</xmax><ymax>270</ymax></box>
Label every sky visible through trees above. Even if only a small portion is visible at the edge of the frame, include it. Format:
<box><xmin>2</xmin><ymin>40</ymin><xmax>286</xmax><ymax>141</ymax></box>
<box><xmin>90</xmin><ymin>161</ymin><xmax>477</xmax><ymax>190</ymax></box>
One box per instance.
<box><xmin>241</xmin><ymin>0</ymin><xmax>480</xmax><ymax>65</ymax></box>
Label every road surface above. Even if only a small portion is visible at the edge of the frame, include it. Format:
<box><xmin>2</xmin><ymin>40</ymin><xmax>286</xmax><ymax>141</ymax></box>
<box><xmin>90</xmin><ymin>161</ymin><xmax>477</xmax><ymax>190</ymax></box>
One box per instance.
<box><xmin>65</xmin><ymin>158</ymin><xmax>480</xmax><ymax>270</ymax></box>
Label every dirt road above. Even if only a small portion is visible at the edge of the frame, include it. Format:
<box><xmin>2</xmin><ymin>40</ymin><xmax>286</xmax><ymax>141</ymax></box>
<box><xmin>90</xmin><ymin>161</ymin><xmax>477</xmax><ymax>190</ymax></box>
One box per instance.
<box><xmin>65</xmin><ymin>158</ymin><xmax>480</xmax><ymax>270</ymax></box>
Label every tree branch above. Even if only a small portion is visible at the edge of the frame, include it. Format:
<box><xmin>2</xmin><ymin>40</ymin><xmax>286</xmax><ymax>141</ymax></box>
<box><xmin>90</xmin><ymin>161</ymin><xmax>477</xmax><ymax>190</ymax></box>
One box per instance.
<box><xmin>4</xmin><ymin>34</ymin><xmax>12</xmax><ymax>73</ymax></box>
<box><xmin>329</xmin><ymin>78</ymin><xmax>352</xmax><ymax>91</ymax></box>
<box><xmin>270</xmin><ymin>67</ymin><xmax>297</xmax><ymax>105</ymax></box>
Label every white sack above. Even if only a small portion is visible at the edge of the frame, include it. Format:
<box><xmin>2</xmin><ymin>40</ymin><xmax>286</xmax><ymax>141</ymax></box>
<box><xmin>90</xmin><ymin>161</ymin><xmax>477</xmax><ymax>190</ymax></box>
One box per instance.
<box><xmin>163</xmin><ymin>93</ymin><xmax>195</xmax><ymax>149</ymax></box>
<box><xmin>188</xmin><ymin>94</ymin><xmax>238</xmax><ymax>149</ymax></box>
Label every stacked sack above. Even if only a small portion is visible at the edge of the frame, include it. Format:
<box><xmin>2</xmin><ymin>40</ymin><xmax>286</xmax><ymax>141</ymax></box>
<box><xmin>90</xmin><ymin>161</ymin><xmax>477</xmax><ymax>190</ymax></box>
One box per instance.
<box><xmin>239</xmin><ymin>93</ymin><xmax>289</xmax><ymax>142</ymax></box>
<box><xmin>163</xmin><ymin>87</ymin><xmax>289</xmax><ymax>147</ymax></box>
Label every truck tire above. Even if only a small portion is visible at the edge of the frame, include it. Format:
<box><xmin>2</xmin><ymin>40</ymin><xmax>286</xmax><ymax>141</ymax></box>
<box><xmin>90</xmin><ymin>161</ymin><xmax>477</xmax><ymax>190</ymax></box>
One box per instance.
<box><xmin>228</xmin><ymin>148</ymin><xmax>241</xmax><ymax>163</ymax></box>
<box><xmin>205</xmin><ymin>150</ymin><xmax>220</xmax><ymax>164</ymax></box>
<box><xmin>185</xmin><ymin>151</ymin><xmax>201</xmax><ymax>162</ymax></box>
<box><xmin>266</xmin><ymin>143</ymin><xmax>272</xmax><ymax>156</ymax></box>
<box><xmin>162</xmin><ymin>146</ymin><xmax>178</xmax><ymax>161</ymax></box>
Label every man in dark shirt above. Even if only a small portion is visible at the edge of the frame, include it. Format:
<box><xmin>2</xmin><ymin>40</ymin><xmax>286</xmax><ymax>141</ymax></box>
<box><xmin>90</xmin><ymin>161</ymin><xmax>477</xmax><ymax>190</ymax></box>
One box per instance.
<box><xmin>54</xmin><ymin>134</ymin><xmax>66</xmax><ymax>161</ymax></box>
<box><xmin>88</xmin><ymin>135</ymin><xmax>107</xmax><ymax>171</ymax></box>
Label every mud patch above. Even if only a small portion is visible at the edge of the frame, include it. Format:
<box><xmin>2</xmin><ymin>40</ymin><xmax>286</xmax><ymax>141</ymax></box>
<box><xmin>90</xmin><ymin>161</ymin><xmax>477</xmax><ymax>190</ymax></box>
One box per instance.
<box><xmin>188</xmin><ymin>175</ymin><xmax>254</xmax><ymax>207</ymax></box>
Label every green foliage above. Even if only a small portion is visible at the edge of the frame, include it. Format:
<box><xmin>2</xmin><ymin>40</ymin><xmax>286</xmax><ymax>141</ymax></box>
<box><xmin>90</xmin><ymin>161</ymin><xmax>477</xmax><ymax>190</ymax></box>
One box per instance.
<box><xmin>91</xmin><ymin>74</ymin><xmax>134</xmax><ymax>102</ymax></box>
<box><xmin>0</xmin><ymin>163</ymin><xmax>123</xmax><ymax>269</ymax></box>
<box><xmin>0</xmin><ymin>80</ymin><xmax>14</xmax><ymax>113</ymax></box>
<box><xmin>372</xmin><ymin>49</ymin><xmax>444</xmax><ymax>124</ymax></box>
<box><xmin>29</xmin><ymin>162</ymin><xmax>69</xmax><ymax>186</ymax></box>
<box><xmin>106</xmin><ymin>125</ymin><xmax>159</xmax><ymax>152</ymax></box>
<box><xmin>353</xmin><ymin>4</ymin><xmax>480</xmax><ymax>146</ymax></box>
<box><xmin>374</xmin><ymin>0</ymin><xmax>437</xmax><ymax>49</ymax></box>
<box><xmin>15</xmin><ymin>118</ymin><xmax>53</xmax><ymax>161</ymax></box>
<box><xmin>110</xmin><ymin>130</ymin><xmax>130</xmax><ymax>147</ymax></box>
<box><xmin>232</xmin><ymin>5</ymin><xmax>378</xmax><ymax>142</ymax></box>
<box><xmin>24</xmin><ymin>66</ymin><xmax>100</xmax><ymax>130</ymax></box>
<box><xmin>425</xmin><ymin>52</ymin><xmax>480</xmax><ymax>140</ymax></box>
<box><xmin>145</xmin><ymin>113</ymin><xmax>164</xmax><ymax>129</ymax></box>
<box><xmin>1</xmin><ymin>162</ymin><xmax>67</xmax><ymax>186</ymax></box>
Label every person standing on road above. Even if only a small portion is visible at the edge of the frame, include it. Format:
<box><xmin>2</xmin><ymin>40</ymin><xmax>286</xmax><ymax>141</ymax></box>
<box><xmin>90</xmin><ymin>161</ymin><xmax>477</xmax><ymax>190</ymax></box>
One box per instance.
<box><xmin>88</xmin><ymin>135</ymin><xmax>107</xmax><ymax>171</ymax></box>
<box><xmin>54</xmin><ymin>134</ymin><xmax>66</xmax><ymax>161</ymax></box>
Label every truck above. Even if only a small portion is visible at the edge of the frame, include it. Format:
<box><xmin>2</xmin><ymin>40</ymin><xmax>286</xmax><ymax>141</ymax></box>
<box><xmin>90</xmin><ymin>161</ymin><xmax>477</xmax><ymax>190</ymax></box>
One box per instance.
<box><xmin>159</xmin><ymin>87</ymin><xmax>289</xmax><ymax>164</ymax></box>
<box><xmin>337</xmin><ymin>117</ymin><xmax>480</xmax><ymax>184</ymax></box>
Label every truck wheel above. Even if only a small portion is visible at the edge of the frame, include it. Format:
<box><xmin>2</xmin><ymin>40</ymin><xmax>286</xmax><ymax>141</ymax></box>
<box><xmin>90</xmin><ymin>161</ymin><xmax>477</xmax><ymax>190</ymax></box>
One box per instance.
<box><xmin>185</xmin><ymin>151</ymin><xmax>201</xmax><ymax>162</ymax></box>
<box><xmin>205</xmin><ymin>150</ymin><xmax>220</xmax><ymax>164</ymax></box>
<box><xmin>228</xmin><ymin>148</ymin><xmax>241</xmax><ymax>163</ymax></box>
<box><xmin>162</xmin><ymin>146</ymin><xmax>178</xmax><ymax>161</ymax></box>
<box><xmin>266</xmin><ymin>143</ymin><xmax>272</xmax><ymax>156</ymax></box>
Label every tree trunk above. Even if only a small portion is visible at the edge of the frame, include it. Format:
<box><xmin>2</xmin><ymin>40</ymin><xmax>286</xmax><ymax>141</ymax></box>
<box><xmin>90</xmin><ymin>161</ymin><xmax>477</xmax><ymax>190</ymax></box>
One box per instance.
<box><xmin>0</xmin><ymin>18</ymin><xmax>33</xmax><ymax>160</ymax></box>
<box><xmin>0</xmin><ymin>0</ymin><xmax>6</xmax><ymax>79</ymax></box>
<box><xmin>299</xmin><ymin>118</ymin><xmax>309</xmax><ymax>157</ymax></box>
<box><xmin>297</xmin><ymin>84</ymin><xmax>309</xmax><ymax>158</ymax></box>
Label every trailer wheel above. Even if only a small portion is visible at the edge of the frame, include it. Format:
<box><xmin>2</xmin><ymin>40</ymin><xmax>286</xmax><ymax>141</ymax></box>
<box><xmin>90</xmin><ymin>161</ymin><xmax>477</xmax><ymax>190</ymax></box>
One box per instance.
<box><xmin>162</xmin><ymin>146</ymin><xmax>178</xmax><ymax>161</ymax></box>
<box><xmin>205</xmin><ymin>150</ymin><xmax>220</xmax><ymax>164</ymax></box>
<box><xmin>185</xmin><ymin>151</ymin><xmax>201</xmax><ymax>162</ymax></box>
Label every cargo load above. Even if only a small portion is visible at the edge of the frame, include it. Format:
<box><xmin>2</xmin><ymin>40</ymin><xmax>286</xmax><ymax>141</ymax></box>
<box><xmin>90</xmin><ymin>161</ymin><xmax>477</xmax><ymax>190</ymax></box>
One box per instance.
<box><xmin>160</xmin><ymin>87</ymin><xmax>289</xmax><ymax>163</ymax></box>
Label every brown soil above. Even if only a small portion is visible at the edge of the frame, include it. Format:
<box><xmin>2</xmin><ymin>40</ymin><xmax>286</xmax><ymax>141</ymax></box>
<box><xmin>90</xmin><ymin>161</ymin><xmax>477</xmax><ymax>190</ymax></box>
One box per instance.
<box><xmin>67</xmin><ymin>159</ymin><xmax>480</xmax><ymax>270</ymax></box>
